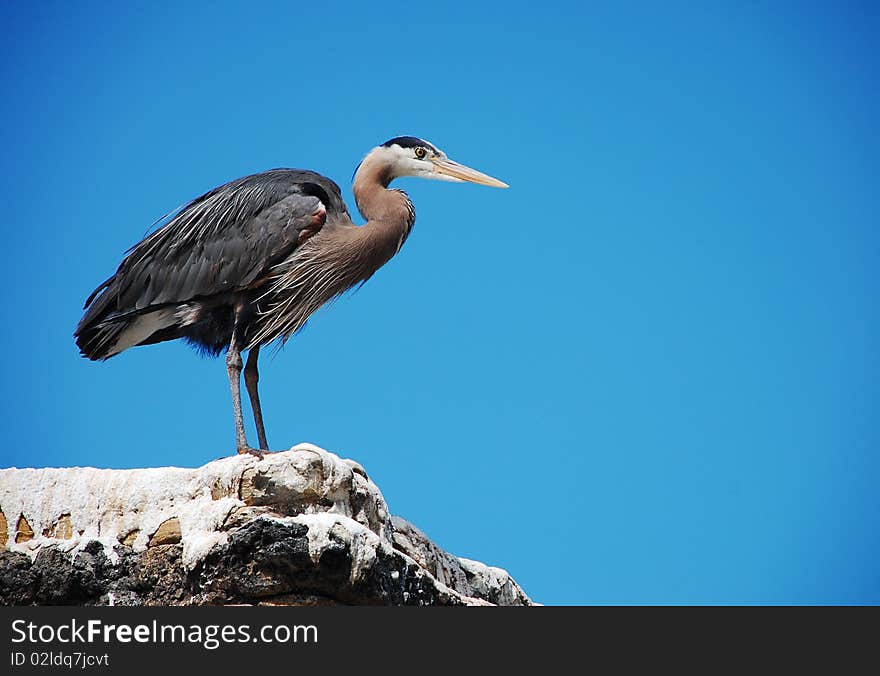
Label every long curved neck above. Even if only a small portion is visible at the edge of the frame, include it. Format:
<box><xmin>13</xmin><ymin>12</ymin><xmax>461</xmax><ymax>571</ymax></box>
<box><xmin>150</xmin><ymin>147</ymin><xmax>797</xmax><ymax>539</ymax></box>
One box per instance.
<box><xmin>352</xmin><ymin>153</ymin><xmax>415</xmax><ymax>258</ymax></box>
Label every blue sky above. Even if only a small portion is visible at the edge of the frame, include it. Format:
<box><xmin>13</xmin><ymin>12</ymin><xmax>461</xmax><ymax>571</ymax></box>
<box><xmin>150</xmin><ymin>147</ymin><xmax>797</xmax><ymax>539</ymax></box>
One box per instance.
<box><xmin>1</xmin><ymin>1</ymin><xmax>877</xmax><ymax>604</ymax></box>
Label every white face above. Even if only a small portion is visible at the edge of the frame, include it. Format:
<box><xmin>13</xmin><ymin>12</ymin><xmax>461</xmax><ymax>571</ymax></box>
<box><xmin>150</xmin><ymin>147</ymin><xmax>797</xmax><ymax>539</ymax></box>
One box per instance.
<box><xmin>355</xmin><ymin>138</ymin><xmax>509</xmax><ymax>188</ymax></box>
<box><xmin>371</xmin><ymin>142</ymin><xmax>466</xmax><ymax>183</ymax></box>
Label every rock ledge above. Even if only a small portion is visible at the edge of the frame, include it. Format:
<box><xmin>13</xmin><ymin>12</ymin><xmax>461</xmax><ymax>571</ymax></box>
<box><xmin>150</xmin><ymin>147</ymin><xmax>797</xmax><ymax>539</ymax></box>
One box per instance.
<box><xmin>0</xmin><ymin>445</ymin><xmax>531</xmax><ymax>606</ymax></box>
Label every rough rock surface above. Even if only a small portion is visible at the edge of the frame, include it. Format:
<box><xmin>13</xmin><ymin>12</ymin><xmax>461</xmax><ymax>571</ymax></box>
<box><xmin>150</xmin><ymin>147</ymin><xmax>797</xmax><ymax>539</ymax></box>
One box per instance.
<box><xmin>0</xmin><ymin>444</ymin><xmax>531</xmax><ymax>606</ymax></box>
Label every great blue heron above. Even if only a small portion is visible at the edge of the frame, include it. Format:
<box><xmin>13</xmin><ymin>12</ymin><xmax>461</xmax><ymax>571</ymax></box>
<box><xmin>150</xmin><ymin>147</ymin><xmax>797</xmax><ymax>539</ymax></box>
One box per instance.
<box><xmin>75</xmin><ymin>136</ymin><xmax>507</xmax><ymax>455</ymax></box>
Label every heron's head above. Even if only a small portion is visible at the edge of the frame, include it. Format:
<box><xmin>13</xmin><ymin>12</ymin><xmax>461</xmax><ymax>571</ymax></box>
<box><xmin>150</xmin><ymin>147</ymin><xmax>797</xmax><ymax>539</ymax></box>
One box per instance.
<box><xmin>355</xmin><ymin>136</ymin><xmax>508</xmax><ymax>188</ymax></box>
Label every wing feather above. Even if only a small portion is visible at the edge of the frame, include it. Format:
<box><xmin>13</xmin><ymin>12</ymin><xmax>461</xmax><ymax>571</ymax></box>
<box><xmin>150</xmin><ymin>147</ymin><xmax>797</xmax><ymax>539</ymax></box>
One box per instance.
<box><xmin>76</xmin><ymin>169</ymin><xmax>347</xmax><ymax>345</ymax></box>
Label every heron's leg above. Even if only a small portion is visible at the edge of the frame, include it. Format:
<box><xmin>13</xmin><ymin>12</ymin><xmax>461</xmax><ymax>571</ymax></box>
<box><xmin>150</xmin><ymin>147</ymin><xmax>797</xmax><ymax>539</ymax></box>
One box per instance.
<box><xmin>226</xmin><ymin>320</ymin><xmax>260</xmax><ymax>457</ymax></box>
<box><xmin>244</xmin><ymin>346</ymin><xmax>269</xmax><ymax>451</ymax></box>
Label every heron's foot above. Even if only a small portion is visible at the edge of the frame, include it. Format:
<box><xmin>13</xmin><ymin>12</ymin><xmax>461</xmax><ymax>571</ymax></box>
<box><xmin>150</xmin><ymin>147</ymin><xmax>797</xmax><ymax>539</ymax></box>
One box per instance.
<box><xmin>237</xmin><ymin>445</ymin><xmax>266</xmax><ymax>460</ymax></box>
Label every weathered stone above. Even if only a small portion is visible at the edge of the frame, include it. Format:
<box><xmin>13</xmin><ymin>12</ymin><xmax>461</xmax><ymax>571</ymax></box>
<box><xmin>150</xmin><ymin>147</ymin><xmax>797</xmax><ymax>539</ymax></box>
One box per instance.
<box><xmin>237</xmin><ymin>449</ymin><xmax>388</xmax><ymax>537</ymax></box>
<box><xmin>458</xmin><ymin>557</ymin><xmax>532</xmax><ymax>607</ymax></box>
<box><xmin>391</xmin><ymin>516</ymin><xmax>472</xmax><ymax>591</ymax></box>
<box><xmin>58</xmin><ymin>514</ymin><xmax>73</xmax><ymax>539</ymax></box>
<box><xmin>51</xmin><ymin>514</ymin><xmax>74</xmax><ymax>540</ymax></box>
<box><xmin>149</xmin><ymin>518</ymin><xmax>181</xmax><ymax>546</ymax></box>
<box><xmin>221</xmin><ymin>505</ymin><xmax>273</xmax><ymax>530</ymax></box>
<box><xmin>120</xmin><ymin>530</ymin><xmax>139</xmax><ymax>547</ymax></box>
<box><xmin>257</xmin><ymin>593</ymin><xmax>339</xmax><ymax>606</ymax></box>
<box><xmin>0</xmin><ymin>510</ymin><xmax>7</xmax><ymax>548</ymax></box>
<box><xmin>15</xmin><ymin>515</ymin><xmax>33</xmax><ymax>543</ymax></box>
<box><xmin>209</xmin><ymin>481</ymin><xmax>227</xmax><ymax>501</ymax></box>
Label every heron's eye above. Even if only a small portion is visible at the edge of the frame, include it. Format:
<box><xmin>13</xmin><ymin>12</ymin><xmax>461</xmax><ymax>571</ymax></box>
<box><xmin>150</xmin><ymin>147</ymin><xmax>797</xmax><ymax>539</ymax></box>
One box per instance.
<box><xmin>414</xmin><ymin>147</ymin><xmax>427</xmax><ymax>159</ymax></box>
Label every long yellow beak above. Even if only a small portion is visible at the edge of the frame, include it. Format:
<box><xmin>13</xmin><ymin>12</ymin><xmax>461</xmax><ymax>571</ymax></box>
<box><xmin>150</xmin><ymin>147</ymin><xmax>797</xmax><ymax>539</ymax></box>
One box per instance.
<box><xmin>431</xmin><ymin>157</ymin><xmax>509</xmax><ymax>188</ymax></box>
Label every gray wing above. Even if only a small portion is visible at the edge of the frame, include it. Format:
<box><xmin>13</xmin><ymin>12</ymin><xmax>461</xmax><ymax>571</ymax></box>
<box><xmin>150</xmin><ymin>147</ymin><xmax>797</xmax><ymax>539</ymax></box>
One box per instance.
<box><xmin>79</xmin><ymin>170</ymin><xmax>335</xmax><ymax>326</ymax></box>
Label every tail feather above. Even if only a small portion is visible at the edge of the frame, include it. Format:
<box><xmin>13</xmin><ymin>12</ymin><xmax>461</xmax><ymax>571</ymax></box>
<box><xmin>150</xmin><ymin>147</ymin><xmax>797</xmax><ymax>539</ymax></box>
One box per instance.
<box><xmin>76</xmin><ymin>307</ymin><xmax>179</xmax><ymax>360</ymax></box>
<box><xmin>77</xmin><ymin>268</ymin><xmax>179</xmax><ymax>360</ymax></box>
<box><xmin>76</xmin><ymin>274</ymin><xmax>121</xmax><ymax>359</ymax></box>
<box><xmin>75</xmin><ymin>320</ymin><xmax>125</xmax><ymax>361</ymax></box>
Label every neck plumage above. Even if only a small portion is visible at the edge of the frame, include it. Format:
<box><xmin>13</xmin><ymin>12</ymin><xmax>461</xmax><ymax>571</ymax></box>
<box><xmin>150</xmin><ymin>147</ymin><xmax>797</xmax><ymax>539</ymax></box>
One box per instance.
<box><xmin>352</xmin><ymin>155</ymin><xmax>416</xmax><ymax>260</ymax></box>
